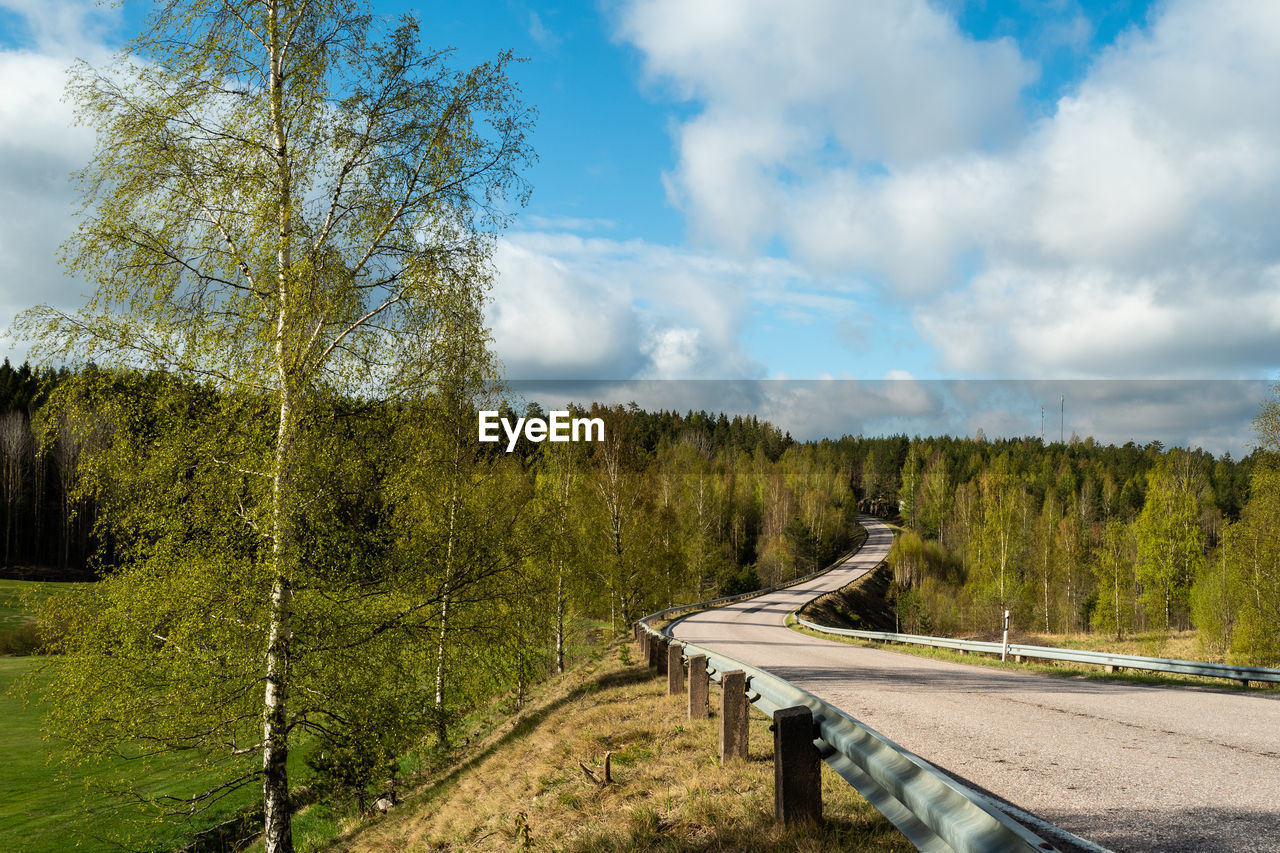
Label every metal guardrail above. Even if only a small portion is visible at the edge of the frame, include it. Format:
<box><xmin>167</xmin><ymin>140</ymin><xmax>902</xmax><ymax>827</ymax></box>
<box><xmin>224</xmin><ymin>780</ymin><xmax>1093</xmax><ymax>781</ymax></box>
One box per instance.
<box><xmin>635</xmin><ymin>525</ymin><xmax>1065</xmax><ymax>853</ymax></box>
<box><xmin>636</xmin><ymin>620</ymin><xmax>1058</xmax><ymax>852</ymax></box>
<box><xmin>793</xmin><ymin>618</ymin><xmax>1280</xmax><ymax>685</ymax></box>
<box><xmin>641</xmin><ymin>534</ymin><xmax>869</xmax><ymax>629</ymax></box>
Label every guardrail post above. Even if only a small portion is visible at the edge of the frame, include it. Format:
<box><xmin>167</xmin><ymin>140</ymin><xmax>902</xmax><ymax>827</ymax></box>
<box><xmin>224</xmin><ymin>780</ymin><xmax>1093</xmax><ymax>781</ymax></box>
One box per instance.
<box><xmin>688</xmin><ymin>654</ymin><xmax>708</xmax><ymax>719</ymax></box>
<box><xmin>720</xmin><ymin>670</ymin><xmax>748</xmax><ymax>763</ymax></box>
<box><xmin>655</xmin><ymin>635</ymin><xmax>670</xmax><ymax>676</ymax></box>
<box><xmin>773</xmin><ymin>705</ymin><xmax>821</xmax><ymax>824</ymax></box>
<box><xmin>647</xmin><ymin>632</ymin><xmax>661</xmax><ymax>669</ymax></box>
<box><xmin>668</xmin><ymin>642</ymin><xmax>685</xmax><ymax>695</ymax></box>
<box><xmin>1001</xmin><ymin>610</ymin><xmax>1010</xmax><ymax>661</ymax></box>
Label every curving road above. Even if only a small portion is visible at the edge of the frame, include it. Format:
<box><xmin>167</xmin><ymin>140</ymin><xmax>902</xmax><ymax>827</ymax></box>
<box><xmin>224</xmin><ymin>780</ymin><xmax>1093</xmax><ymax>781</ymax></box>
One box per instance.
<box><xmin>671</xmin><ymin>515</ymin><xmax>1280</xmax><ymax>853</ymax></box>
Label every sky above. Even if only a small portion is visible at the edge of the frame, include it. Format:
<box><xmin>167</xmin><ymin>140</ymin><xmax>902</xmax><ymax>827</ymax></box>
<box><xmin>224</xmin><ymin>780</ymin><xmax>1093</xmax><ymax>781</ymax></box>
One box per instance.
<box><xmin>1</xmin><ymin>1</ymin><xmax>1277</xmax><ymax>453</ymax></box>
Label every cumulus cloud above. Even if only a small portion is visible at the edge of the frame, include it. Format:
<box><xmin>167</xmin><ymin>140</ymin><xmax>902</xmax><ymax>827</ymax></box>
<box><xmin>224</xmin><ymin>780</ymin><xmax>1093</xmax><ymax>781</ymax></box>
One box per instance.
<box><xmin>617</xmin><ymin>0</ymin><xmax>1280</xmax><ymax>378</ymax></box>
<box><xmin>619</xmin><ymin>0</ymin><xmax>1032</xmax><ymax>256</ymax></box>
<box><xmin>919</xmin><ymin>264</ymin><xmax>1280</xmax><ymax>377</ymax></box>
<box><xmin>489</xmin><ymin>231</ymin><xmax>814</xmax><ymax>379</ymax></box>
<box><xmin>0</xmin><ymin>0</ymin><xmax>117</xmax><ymax>358</ymax></box>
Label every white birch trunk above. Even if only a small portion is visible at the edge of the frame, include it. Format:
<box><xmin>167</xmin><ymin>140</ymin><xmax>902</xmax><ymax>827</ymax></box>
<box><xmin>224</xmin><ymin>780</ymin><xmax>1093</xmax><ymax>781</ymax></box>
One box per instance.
<box><xmin>263</xmin><ymin>4</ymin><xmax>295</xmax><ymax>848</ymax></box>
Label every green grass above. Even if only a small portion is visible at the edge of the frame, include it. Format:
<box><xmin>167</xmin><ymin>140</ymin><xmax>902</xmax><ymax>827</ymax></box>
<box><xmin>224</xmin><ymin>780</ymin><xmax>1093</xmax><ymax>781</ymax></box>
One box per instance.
<box><xmin>0</xmin><ymin>656</ymin><xmax>272</xmax><ymax>853</ymax></box>
<box><xmin>1</xmin><ymin>587</ymin><xmax>614</xmax><ymax>853</ymax></box>
<box><xmin>0</xmin><ymin>579</ymin><xmax>87</xmax><ymax>654</ymax></box>
<box><xmin>0</xmin><ymin>579</ymin><xmax>81</xmax><ymax>627</ymax></box>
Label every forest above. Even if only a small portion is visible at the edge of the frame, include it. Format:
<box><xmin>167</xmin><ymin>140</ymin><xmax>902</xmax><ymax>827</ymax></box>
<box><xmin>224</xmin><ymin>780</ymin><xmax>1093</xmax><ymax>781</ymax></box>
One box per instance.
<box><xmin>7</xmin><ymin>357</ymin><xmax>1279</xmax><ymax>677</ymax></box>
<box><xmin>0</xmin><ymin>358</ymin><xmax>861</xmax><ymax>825</ymax></box>
<box><xmin>878</xmin><ymin>398</ymin><xmax>1279</xmax><ymax>666</ymax></box>
<box><xmin>5</xmin><ymin>357</ymin><xmax>1280</xmax><ymax>844</ymax></box>
<box><xmin>6</xmin><ymin>360</ymin><xmax>1280</xmax><ymax>674</ymax></box>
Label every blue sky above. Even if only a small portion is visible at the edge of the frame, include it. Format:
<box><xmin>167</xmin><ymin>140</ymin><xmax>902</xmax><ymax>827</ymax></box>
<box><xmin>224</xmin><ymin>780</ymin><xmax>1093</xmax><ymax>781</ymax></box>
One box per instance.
<box><xmin>1</xmin><ymin>1</ymin><xmax>1278</xmax><ymax>450</ymax></box>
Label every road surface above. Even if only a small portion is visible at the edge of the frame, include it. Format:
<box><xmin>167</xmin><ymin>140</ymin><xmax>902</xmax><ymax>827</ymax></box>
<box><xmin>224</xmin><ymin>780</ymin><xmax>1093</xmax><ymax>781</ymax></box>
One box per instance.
<box><xmin>671</xmin><ymin>515</ymin><xmax>1280</xmax><ymax>852</ymax></box>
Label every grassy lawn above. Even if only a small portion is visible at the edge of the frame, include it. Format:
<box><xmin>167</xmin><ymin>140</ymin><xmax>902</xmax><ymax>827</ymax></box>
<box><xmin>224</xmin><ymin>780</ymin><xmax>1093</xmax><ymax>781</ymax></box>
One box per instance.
<box><xmin>0</xmin><ymin>579</ymin><xmax>276</xmax><ymax>853</ymax></box>
<box><xmin>0</xmin><ymin>579</ymin><xmax>82</xmax><ymax>628</ymax></box>
<box><xmin>1</xmin><ymin>593</ymin><xmax>616</xmax><ymax>853</ymax></box>
<box><xmin>0</xmin><ymin>656</ymin><xmax>273</xmax><ymax>853</ymax></box>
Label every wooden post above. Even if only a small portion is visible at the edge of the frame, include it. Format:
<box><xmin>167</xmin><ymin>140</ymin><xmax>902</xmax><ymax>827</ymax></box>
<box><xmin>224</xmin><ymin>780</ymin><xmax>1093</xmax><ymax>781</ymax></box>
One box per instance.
<box><xmin>688</xmin><ymin>654</ymin><xmax>708</xmax><ymax>719</ymax></box>
<box><xmin>668</xmin><ymin>642</ymin><xmax>685</xmax><ymax>695</ymax></box>
<box><xmin>720</xmin><ymin>670</ymin><xmax>748</xmax><ymax>763</ymax></box>
<box><xmin>773</xmin><ymin>705</ymin><xmax>821</xmax><ymax>824</ymax></box>
<box><xmin>655</xmin><ymin>636</ymin><xmax>669</xmax><ymax>676</ymax></box>
<box><xmin>646</xmin><ymin>632</ymin><xmax>660</xmax><ymax>669</ymax></box>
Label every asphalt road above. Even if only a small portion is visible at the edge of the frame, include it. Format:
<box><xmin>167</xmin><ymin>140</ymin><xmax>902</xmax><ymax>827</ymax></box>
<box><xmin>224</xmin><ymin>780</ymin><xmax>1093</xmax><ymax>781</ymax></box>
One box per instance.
<box><xmin>671</xmin><ymin>515</ymin><xmax>1280</xmax><ymax>853</ymax></box>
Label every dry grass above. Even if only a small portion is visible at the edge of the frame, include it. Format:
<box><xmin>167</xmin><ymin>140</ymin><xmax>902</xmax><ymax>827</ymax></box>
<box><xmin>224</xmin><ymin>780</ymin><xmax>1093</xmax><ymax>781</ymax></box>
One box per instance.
<box><xmin>790</xmin><ymin>620</ymin><xmax>1277</xmax><ymax>692</ymax></box>
<box><xmin>321</xmin><ymin>644</ymin><xmax>909</xmax><ymax>852</ymax></box>
<box><xmin>1012</xmin><ymin>628</ymin><xmax>1204</xmax><ymax>661</ymax></box>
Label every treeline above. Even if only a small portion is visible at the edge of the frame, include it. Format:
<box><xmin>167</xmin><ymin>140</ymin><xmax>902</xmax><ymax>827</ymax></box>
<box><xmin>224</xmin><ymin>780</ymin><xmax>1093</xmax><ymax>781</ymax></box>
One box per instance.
<box><xmin>29</xmin><ymin>360</ymin><xmax>1280</xmax><ymax>838</ymax></box>
<box><xmin>861</xmin><ymin>413</ymin><xmax>1280</xmax><ymax>665</ymax></box>
<box><xmin>26</xmin><ymin>365</ymin><xmax>858</xmax><ymax>823</ymax></box>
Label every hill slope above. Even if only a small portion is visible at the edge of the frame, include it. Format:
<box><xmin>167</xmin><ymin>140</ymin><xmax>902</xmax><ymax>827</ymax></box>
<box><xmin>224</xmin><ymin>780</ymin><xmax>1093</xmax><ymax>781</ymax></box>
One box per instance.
<box><xmin>320</xmin><ymin>644</ymin><xmax>908</xmax><ymax>852</ymax></box>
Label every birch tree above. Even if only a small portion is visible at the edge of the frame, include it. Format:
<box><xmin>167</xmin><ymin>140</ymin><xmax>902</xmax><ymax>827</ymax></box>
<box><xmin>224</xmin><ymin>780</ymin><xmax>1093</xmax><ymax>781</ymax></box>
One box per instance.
<box><xmin>1090</xmin><ymin>517</ymin><xmax>1135</xmax><ymax>638</ymax></box>
<box><xmin>531</xmin><ymin>434</ymin><xmax>586</xmax><ymax>674</ymax></box>
<box><xmin>1135</xmin><ymin>453</ymin><xmax>1204</xmax><ymax>631</ymax></box>
<box><xmin>17</xmin><ymin>3</ymin><xmax>531</xmax><ymax>850</ymax></box>
<box><xmin>970</xmin><ymin>461</ymin><xmax>1026</xmax><ymax>623</ymax></box>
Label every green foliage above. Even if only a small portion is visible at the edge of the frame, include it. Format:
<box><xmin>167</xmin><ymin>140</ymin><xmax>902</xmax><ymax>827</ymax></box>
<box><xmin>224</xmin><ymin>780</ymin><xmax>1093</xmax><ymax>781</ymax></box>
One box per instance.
<box><xmin>718</xmin><ymin>564</ymin><xmax>762</xmax><ymax>597</ymax></box>
<box><xmin>968</xmin><ymin>461</ymin><xmax>1027</xmax><ymax>625</ymax></box>
<box><xmin>1091</xmin><ymin>518</ymin><xmax>1136</xmax><ymax>638</ymax></box>
<box><xmin>304</xmin><ymin>695</ymin><xmax>418</xmax><ymax>816</ymax></box>
<box><xmin>1135</xmin><ymin>452</ymin><xmax>1206</xmax><ymax>631</ymax></box>
<box><xmin>888</xmin><ymin>582</ymin><xmax>932</xmax><ymax>634</ymax></box>
<box><xmin>1215</xmin><ymin>465</ymin><xmax>1280</xmax><ymax>664</ymax></box>
<box><xmin>0</xmin><ymin>619</ymin><xmax>45</xmax><ymax>656</ymax></box>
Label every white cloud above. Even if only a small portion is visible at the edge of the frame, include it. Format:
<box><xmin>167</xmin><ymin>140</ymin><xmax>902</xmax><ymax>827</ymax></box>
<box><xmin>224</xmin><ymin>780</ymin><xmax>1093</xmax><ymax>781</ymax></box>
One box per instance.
<box><xmin>919</xmin><ymin>264</ymin><xmax>1280</xmax><ymax>378</ymax></box>
<box><xmin>0</xmin><ymin>0</ymin><xmax>119</xmax><ymax>56</ymax></box>
<box><xmin>0</xmin><ymin>1</ymin><xmax>121</xmax><ymax>359</ymax></box>
<box><xmin>489</xmin><ymin>232</ymin><xmax>814</xmax><ymax>379</ymax></box>
<box><xmin>618</xmin><ymin>0</ymin><xmax>1033</xmax><ymax>254</ymax></box>
<box><xmin>618</xmin><ymin>0</ymin><xmax>1280</xmax><ymax>378</ymax></box>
